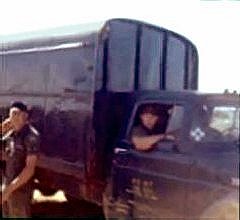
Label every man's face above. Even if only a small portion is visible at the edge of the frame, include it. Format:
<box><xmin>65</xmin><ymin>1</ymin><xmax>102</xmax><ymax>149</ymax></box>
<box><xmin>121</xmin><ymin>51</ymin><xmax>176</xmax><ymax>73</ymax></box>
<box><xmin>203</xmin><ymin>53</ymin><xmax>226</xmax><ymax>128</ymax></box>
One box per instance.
<box><xmin>140</xmin><ymin>112</ymin><xmax>159</xmax><ymax>130</ymax></box>
<box><xmin>9</xmin><ymin>107</ymin><xmax>28</xmax><ymax>130</ymax></box>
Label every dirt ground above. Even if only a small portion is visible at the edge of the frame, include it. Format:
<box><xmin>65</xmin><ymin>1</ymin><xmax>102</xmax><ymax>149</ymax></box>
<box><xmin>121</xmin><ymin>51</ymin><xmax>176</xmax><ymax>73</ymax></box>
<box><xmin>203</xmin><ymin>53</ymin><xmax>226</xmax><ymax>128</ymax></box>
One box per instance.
<box><xmin>1</xmin><ymin>190</ymin><xmax>105</xmax><ymax>218</ymax></box>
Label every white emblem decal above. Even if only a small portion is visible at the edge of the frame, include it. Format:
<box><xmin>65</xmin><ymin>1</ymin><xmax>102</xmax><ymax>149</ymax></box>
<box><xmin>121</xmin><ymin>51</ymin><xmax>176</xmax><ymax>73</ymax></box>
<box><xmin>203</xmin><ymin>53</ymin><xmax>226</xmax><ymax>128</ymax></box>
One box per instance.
<box><xmin>190</xmin><ymin>127</ymin><xmax>206</xmax><ymax>142</ymax></box>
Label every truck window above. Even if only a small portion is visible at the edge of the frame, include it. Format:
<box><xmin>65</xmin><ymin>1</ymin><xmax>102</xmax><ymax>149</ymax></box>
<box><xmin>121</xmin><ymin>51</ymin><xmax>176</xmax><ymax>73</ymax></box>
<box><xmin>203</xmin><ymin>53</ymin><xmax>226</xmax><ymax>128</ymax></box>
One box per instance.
<box><xmin>107</xmin><ymin>22</ymin><xmax>136</xmax><ymax>92</ymax></box>
<box><xmin>166</xmin><ymin>105</ymin><xmax>185</xmax><ymax>133</ymax></box>
<box><xmin>130</xmin><ymin>103</ymin><xmax>184</xmax><ymax>151</ymax></box>
<box><xmin>138</xmin><ymin>28</ymin><xmax>163</xmax><ymax>90</ymax></box>
<box><xmin>190</xmin><ymin>105</ymin><xmax>239</xmax><ymax>142</ymax></box>
<box><xmin>165</xmin><ymin>36</ymin><xmax>186</xmax><ymax>90</ymax></box>
<box><xmin>209</xmin><ymin>106</ymin><xmax>239</xmax><ymax>140</ymax></box>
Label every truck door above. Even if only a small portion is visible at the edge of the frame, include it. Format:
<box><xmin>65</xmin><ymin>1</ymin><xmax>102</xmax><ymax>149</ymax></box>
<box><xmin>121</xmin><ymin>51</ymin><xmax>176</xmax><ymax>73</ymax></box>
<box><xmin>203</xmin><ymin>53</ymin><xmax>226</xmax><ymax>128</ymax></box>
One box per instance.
<box><xmin>110</xmin><ymin>102</ymin><xmax>193</xmax><ymax>219</ymax></box>
<box><xmin>186</xmin><ymin>104</ymin><xmax>240</xmax><ymax>217</ymax></box>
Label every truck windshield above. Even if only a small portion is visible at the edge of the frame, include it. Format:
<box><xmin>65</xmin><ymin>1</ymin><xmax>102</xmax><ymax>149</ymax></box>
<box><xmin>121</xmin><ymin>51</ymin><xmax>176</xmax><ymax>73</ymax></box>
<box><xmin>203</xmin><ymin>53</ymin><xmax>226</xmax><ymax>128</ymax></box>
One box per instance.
<box><xmin>190</xmin><ymin>105</ymin><xmax>239</xmax><ymax>143</ymax></box>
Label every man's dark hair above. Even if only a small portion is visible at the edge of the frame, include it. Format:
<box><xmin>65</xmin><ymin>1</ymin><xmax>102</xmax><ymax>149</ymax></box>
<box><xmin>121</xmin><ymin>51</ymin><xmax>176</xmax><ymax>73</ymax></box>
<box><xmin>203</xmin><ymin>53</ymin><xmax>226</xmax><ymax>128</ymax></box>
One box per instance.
<box><xmin>139</xmin><ymin>104</ymin><xmax>157</xmax><ymax>116</ymax></box>
<box><xmin>137</xmin><ymin>103</ymin><xmax>172</xmax><ymax>133</ymax></box>
<box><xmin>11</xmin><ymin>101</ymin><xmax>28</xmax><ymax>113</ymax></box>
<box><xmin>139</xmin><ymin>104</ymin><xmax>171</xmax><ymax>116</ymax></box>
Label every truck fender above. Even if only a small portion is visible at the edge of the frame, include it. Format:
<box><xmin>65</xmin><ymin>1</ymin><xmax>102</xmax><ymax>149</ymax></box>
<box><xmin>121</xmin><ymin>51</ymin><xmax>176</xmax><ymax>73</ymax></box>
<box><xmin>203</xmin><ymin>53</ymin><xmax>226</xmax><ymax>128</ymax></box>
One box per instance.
<box><xmin>200</xmin><ymin>192</ymin><xmax>239</xmax><ymax>220</ymax></box>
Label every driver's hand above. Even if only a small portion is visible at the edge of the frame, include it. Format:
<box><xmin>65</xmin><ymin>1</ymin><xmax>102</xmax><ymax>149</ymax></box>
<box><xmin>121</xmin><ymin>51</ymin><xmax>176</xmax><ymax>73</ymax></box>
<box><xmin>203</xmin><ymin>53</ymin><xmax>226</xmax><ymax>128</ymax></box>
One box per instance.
<box><xmin>1</xmin><ymin>118</ymin><xmax>13</xmax><ymax>134</ymax></box>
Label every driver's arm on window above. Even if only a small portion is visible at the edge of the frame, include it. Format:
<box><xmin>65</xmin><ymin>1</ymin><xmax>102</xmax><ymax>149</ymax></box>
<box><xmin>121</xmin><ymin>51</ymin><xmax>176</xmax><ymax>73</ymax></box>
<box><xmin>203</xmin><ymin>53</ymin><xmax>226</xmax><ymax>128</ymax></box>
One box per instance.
<box><xmin>132</xmin><ymin>133</ymin><xmax>165</xmax><ymax>151</ymax></box>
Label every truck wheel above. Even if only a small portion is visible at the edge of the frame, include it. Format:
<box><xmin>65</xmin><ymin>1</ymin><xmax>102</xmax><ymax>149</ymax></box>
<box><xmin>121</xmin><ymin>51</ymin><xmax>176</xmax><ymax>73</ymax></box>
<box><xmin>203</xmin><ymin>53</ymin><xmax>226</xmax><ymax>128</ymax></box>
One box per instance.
<box><xmin>201</xmin><ymin>194</ymin><xmax>239</xmax><ymax>220</ymax></box>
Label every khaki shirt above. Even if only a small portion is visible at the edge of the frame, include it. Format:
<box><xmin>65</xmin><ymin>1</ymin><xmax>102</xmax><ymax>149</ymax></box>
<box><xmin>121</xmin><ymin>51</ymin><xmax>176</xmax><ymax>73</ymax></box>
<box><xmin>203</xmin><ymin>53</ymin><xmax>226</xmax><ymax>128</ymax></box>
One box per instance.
<box><xmin>3</xmin><ymin>124</ymin><xmax>40</xmax><ymax>185</ymax></box>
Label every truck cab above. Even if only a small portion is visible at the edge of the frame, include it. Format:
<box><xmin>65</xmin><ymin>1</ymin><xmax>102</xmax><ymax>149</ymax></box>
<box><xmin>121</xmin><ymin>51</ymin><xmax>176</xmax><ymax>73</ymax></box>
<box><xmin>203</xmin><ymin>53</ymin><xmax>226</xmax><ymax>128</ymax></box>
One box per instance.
<box><xmin>103</xmin><ymin>91</ymin><xmax>239</xmax><ymax>219</ymax></box>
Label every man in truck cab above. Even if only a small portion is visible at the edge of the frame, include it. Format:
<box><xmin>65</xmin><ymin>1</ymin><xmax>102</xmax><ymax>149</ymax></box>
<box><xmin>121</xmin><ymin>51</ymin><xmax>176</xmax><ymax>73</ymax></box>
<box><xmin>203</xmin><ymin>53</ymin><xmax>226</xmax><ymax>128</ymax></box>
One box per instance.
<box><xmin>1</xmin><ymin>102</ymin><xmax>40</xmax><ymax>218</ymax></box>
<box><xmin>131</xmin><ymin>104</ymin><xmax>175</xmax><ymax>151</ymax></box>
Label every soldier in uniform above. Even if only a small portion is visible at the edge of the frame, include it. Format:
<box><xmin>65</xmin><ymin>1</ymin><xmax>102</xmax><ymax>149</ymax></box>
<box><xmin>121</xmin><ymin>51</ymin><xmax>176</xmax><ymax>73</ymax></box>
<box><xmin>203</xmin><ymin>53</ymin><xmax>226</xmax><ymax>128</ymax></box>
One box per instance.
<box><xmin>131</xmin><ymin>104</ymin><xmax>175</xmax><ymax>151</ymax></box>
<box><xmin>1</xmin><ymin>102</ymin><xmax>40</xmax><ymax>217</ymax></box>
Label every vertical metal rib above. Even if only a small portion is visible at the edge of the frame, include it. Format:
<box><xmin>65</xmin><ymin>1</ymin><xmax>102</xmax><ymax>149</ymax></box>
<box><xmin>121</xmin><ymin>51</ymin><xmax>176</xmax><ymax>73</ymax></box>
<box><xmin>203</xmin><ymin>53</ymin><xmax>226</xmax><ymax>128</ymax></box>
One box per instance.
<box><xmin>102</xmin><ymin>39</ymin><xmax>109</xmax><ymax>91</ymax></box>
<box><xmin>134</xmin><ymin>25</ymin><xmax>142</xmax><ymax>90</ymax></box>
<box><xmin>184</xmin><ymin>43</ymin><xmax>189</xmax><ymax>89</ymax></box>
<box><xmin>160</xmin><ymin>32</ymin><xmax>168</xmax><ymax>90</ymax></box>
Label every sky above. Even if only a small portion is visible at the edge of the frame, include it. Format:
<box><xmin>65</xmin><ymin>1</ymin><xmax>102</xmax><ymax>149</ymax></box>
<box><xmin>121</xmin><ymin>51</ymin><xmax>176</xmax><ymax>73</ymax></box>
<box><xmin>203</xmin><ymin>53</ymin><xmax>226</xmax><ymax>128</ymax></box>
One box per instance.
<box><xmin>0</xmin><ymin>0</ymin><xmax>239</xmax><ymax>93</ymax></box>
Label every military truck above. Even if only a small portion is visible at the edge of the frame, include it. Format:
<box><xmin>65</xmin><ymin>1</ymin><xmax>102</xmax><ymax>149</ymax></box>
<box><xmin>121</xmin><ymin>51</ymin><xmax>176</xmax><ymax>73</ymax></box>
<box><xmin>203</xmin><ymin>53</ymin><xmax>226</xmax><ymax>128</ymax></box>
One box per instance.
<box><xmin>0</xmin><ymin>19</ymin><xmax>239</xmax><ymax>219</ymax></box>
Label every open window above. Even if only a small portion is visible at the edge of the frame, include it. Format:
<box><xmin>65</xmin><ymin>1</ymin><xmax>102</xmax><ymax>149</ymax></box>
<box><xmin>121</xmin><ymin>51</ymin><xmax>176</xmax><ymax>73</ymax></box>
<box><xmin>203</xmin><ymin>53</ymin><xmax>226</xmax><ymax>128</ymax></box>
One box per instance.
<box><xmin>129</xmin><ymin>102</ymin><xmax>185</xmax><ymax>151</ymax></box>
<box><xmin>209</xmin><ymin>106</ymin><xmax>239</xmax><ymax>140</ymax></box>
<box><xmin>166</xmin><ymin>105</ymin><xmax>185</xmax><ymax>133</ymax></box>
<box><xmin>190</xmin><ymin>104</ymin><xmax>239</xmax><ymax>143</ymax></box>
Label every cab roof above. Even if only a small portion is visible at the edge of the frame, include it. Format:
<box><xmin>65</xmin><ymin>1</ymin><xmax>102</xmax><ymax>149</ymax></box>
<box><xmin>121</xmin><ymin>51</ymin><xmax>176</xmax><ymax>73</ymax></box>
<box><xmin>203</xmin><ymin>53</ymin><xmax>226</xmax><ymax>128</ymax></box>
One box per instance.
<box><xmin>134</xmin><ymin>90</ymin><xmax>240</xmax><ymax>105</ymax></box>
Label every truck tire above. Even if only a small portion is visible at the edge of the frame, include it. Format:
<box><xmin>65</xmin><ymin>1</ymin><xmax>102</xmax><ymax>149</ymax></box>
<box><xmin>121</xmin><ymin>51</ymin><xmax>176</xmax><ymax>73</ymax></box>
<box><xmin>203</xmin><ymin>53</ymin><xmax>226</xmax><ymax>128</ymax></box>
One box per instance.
<box><xmin>200</xmin><ymin>193</ymin><xmax>239</xmax><ymax>220</ymax></box>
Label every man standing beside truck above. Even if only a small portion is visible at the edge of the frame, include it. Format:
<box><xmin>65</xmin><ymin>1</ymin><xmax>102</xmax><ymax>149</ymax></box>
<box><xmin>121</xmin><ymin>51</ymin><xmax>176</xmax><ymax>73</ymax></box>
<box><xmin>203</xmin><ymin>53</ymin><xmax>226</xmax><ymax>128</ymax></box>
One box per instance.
<box><xmin>1</xmin><ymin>102</ymin><xmax>40</xmax><ymax>218</ymax></box>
